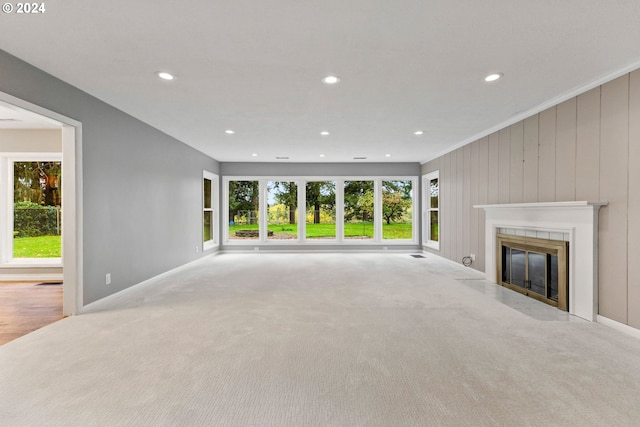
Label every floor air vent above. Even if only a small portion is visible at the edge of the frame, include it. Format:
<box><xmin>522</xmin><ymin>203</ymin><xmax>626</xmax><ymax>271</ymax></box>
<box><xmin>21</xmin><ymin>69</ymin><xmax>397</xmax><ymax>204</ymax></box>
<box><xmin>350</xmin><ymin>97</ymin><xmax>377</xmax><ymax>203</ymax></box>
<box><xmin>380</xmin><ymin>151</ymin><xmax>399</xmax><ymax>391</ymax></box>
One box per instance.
<box><xmin>410</xmin><ymin>254</ymin><xmax>425</xmax><ymax>258</ymax></box>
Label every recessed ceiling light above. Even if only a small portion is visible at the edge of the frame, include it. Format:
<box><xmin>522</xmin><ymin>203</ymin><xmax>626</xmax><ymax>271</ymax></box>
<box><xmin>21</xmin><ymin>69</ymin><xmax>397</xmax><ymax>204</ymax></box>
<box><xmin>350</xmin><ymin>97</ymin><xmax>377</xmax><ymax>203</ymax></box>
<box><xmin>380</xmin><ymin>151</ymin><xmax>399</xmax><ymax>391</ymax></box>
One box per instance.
<box><xmin>251</xmin><ymin>153</ymin><xmax>258</xmax><ymax>157</ymax></box>
<box><xmin>157</xmin><ymin>72</ymin><xmax>175</xmax><ymax>81</ymax></box>
<box><xmin>413</xmin><ymin>130</ymin><xmax>424</xmax><ymax>135</ymax></box>
<box><xmin>322</xmin><ymin>75</ymin><xmax>340</xmax><ymax>85</ymax></box>
<box><xmin>484</xmin><ymin>73</ymin><xmax>503</xmax><ymax>82</ymax></box>
<box><xmin>225</xmin><ymin>130</ymin><xmax>235</xmax><ymax>134</ymax></box>
<box><xmin>385</xmin><ymin>154</ymin><xmax>392</xmax><ymax>158</ymax></box>
<box><xmin>319</xmin><ymin>154</ymin><xmax>325</xmax><ymax>158</ymax></box>
<box><xmin>320</xmin><ymin>131</ymin><xmax>330</xmax><ymax>136</ymax></box>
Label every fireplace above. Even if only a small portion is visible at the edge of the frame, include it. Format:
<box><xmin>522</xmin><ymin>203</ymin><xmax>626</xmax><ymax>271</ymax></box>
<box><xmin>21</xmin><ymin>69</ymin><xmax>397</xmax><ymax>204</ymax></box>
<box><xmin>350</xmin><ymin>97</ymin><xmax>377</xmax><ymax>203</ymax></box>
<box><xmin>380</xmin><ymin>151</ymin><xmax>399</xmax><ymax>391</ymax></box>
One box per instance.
<box><xmin>475</xmin><ymin>201</ymin><xmax>607</xmax><ymax>321</ymax></box>
<box><xmin>497</xmin><ymin>233</ymin><xmax>569</xmax><ymax>311</ymax></box>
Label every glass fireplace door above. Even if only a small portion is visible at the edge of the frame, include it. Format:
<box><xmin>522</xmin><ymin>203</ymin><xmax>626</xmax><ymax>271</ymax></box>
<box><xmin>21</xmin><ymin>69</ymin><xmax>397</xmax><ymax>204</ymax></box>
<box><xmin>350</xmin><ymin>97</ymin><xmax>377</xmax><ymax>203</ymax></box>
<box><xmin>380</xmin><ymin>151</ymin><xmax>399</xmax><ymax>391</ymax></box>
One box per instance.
<box><xmin>498</xmin><ymin>234</ymin><xmax>568</xmax><ymax>311</ymax></box>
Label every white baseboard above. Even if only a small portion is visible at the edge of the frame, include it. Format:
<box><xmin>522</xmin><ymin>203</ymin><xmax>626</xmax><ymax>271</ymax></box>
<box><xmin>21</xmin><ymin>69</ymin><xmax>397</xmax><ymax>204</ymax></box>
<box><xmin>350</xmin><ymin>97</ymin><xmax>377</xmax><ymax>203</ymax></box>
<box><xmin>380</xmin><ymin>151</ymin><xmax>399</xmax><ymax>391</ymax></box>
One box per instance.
<box><xmin>597</xmin><ymin>315</ymin><xmax>640</xmax><ymax>340</ymax></box>
<box><xmin>0</xmin><ymin>274</ymin><xmax>64</xmax><ymax>282</ymax></box>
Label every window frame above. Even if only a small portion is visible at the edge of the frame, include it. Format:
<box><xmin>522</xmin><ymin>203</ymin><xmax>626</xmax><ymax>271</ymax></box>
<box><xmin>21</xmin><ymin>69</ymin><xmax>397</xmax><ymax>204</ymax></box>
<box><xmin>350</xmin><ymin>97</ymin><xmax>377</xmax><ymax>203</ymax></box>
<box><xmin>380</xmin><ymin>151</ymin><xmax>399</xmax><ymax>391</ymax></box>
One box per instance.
<box><xmin>223</xmin><ymin>176</ymin><xmax>418</xmax><ymax>245</ymax></box>
<box><xmin>304</xmin><ymin>179</ymin><xmax>338</xmax><ymax>241</ymax></box>
<box><xmin>202</xmin><ymin>170</ymin><xmax>219</xmax><ymax>251</ymax></box>
<box><xmin>422</xmin><ymin>170</ymin><xmax>440</xmax><ymax>250</ymax></box>
<box><xmin>380</xmin><ymin>178</ymin><xmax>416</xmax><ymax>241</ymax></box>
<box><xmin>2</xmin><ymin>153</ymin><xmax>63</xmax><ymax>265</ymax></box>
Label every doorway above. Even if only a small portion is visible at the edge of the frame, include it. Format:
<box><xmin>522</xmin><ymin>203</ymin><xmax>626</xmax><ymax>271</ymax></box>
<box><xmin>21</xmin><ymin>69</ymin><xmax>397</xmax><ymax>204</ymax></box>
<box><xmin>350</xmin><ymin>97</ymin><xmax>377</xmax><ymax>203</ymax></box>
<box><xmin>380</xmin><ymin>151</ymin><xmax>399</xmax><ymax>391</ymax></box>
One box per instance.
<box><xmin>0</xmin><ymin>91</ymin><xmax>82</xmax><ymax>324</ymax></box>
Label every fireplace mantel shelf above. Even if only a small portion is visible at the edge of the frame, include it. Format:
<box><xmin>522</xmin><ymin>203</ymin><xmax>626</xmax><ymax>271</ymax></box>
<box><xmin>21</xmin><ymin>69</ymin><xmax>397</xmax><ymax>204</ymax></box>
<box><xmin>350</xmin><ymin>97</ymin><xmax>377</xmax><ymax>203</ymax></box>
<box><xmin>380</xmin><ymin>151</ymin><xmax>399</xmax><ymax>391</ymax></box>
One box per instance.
<box><xmin>474</xmin><ymin>201</ymin><xmax>608</xmax><ymax>210</ymax></box>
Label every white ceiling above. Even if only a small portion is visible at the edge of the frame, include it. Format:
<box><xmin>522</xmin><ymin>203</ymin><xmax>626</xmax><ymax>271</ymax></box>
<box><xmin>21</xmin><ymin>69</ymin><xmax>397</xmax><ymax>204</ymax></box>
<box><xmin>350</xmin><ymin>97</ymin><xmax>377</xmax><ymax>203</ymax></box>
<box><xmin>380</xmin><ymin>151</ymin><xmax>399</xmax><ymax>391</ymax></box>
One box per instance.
<box><xmin>1</xmin><ymin>1</ymin><xmax>639</xmax><ymax>163</ymax></box>
<box><xmin>0</xmin><ymin>102</ymin><xmax>62</xmax><ymax>129</ymax></box>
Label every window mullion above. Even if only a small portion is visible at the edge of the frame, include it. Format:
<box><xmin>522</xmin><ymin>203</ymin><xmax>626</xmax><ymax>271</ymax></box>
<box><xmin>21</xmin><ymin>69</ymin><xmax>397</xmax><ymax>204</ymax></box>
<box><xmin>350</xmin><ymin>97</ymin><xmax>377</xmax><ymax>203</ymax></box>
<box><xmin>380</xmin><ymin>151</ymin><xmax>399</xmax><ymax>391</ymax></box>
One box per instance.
<box><xmin>374</xmin><ymin>179</ymin><xmax>382</xmax><ymax>242</ymax></box>
<box><xmin>298</xmin><ymin>180</ymin><xmax>305</xmax><ymax>242</ymax></box>
<box><xmin>260</xmin><ymin>179</ymin><xmax>267</xmax><ymax>243</ymax></box>
<box><xmin>336</xmin><ymin>179</ymin><xmax>344</xmax><ymax>242</ymax></box>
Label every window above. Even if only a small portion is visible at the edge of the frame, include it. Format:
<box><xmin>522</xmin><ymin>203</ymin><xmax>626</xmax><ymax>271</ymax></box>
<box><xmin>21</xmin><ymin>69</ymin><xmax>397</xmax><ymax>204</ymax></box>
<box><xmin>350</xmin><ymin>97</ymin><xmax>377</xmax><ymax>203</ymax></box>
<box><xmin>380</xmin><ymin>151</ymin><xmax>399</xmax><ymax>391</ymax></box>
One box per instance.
<box><xmin>5</xmin><ymin>158</ymin><xmax>62</xmax><ymax>261</ymax></box>
<box><xmin>267</xmin><ymin>181</ymin><xmax>298</xmax><ymax>240</ymax></box>
<box><xmin>203</xmin><ymin>171</ymin><xmax>218</xmax><ymax>250</ymax></box>
<box><xmin>305</xmin><ymin>181</ymin><xmax>336</xmax><ymax>239</ymax></box>
<box><xmin>423</xmin><ymin>171</ymin><xmax>439</xmax><ymax>250</ymax></box>
<box><xmin>228</xmin><ymin>180</ymin><xmax>260</xmax><ymax>240</ymax></box>
<box><xmin>224</xmin><ymin>176</ymin><xmax>417</xmax><ymax>245</ymax></box>
<box><xmin>382</xmin><ymin>180</ymin><xmax>413</xmax><ymax>240</ymax></box>
<box><xmin>344</xmin><ymin>180</ymin><xmax>374</xmax><ymax>239</ymax></box>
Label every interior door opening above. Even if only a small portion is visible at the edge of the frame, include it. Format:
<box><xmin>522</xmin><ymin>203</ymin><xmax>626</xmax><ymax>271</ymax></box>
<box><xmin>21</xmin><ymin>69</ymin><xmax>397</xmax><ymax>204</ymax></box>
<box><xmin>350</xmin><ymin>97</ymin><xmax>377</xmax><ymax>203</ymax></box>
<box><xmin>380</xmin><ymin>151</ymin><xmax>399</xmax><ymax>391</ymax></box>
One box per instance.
<box><xmin>0</xmin><ymin>92</ymin><xmax>82</xmax><ymax>328</ymax></box>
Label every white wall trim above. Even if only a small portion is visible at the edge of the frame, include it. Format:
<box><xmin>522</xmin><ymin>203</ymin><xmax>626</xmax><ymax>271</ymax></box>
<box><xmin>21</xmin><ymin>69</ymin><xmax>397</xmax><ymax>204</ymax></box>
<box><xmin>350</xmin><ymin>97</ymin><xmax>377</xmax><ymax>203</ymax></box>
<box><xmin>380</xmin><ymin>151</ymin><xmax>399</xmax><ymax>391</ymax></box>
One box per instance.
<box><xmin>597</xmin><ymin>315</ymin><xmax>640</xmax><ymax>341</ymax></box>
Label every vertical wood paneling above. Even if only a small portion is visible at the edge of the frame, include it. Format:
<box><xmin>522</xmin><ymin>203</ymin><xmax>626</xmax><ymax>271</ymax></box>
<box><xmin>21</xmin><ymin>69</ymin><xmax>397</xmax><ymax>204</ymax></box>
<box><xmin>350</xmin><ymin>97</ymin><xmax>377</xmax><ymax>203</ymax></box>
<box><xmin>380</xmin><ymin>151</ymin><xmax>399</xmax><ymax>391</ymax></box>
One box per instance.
<box><xmin>576</xmin><ymin>88</ymin><xmax>601</xmax><ymax>201</ymax></box>
<box><xmin>443</xmin><ymin>153</ymin><xmax>453</xmax><ymax>260</ymax></box>
<box><xmin>498</xmin><ymin>128</ymin><xmax>511</xmax><ymax>204</ymax></box>
<box><xmin>628</xmin><ymin>69</ymin><xmax>640</xmax><ymax>328</ymax></box>
<box><xmin>423</xmin><ymin>70</ymin><xmax>640</xmax><ymax>329</ymax></box>
<box><xmin>599</xmin><ymin>74</ymin><xmax>629</xmax><ymax>324</ymax></box>
<box><xmin>509</xmin><ymin>121</ymin><xmax>524</xmax><ymax>203</ymax></box>
<box><xmin>470</xmin><ymin>141</ymin><xmax>480</xmax><ymax>271</ymax></box>
<box><xmin>488</xmin><ymin>132</ymin><xmax>500</xmax><ymax>204</ymax></box>
<box><xmin>555</xmin><ymin>98</ymin><xmax>577</xmax><ymax>201</ymax></box>
<box><xmin>523</xmin><ymin>115</ymin><xmax>539</xmax><ymax>202</ymax></box>
<box><xmin>456</xmin><ymin>149</ymin><xmax>464</xmax><ymax>263</ymax></box>
<box><xmin>477</xmin><ymin>137</ymin><xmax>489</xmax><ymax>272</ymax></box>
<box><xmin>538</xmin><ymin>107</ymin><xmax>557</xmax><ymax>202</ymax></box>
<box><xmin>463</xmin><ymin>145</ymin><xmax>471</xmax><ymax>260</ymax></box>
<box><xmin>438</xmin><ymin>154</ymin><xmax>447</xmax><ymax>258</ymax></box>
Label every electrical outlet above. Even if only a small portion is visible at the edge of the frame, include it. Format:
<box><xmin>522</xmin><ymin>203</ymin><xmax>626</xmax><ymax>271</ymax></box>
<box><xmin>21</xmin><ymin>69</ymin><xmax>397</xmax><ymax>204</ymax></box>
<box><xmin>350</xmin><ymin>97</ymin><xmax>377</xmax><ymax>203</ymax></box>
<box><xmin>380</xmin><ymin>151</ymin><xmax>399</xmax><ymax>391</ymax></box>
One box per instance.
<box><xmin>254</xmin><ymin>247</ymin><xmax>259</xmax><ymax>251</ymax></box>
<box><xmin>105</xmin><ymin>273</ymin><xmax>111</xmax><ymax>285</ymax></box>
<box><xmin>470</xmin><ymin>254</ymin><xmax>476</xmax><ymax>261</ymax></box>
<box><xmin>195</xmin><ymin>245</ymin><xmax>199</xmax><ymax>253</ymax></box>
<box><xmin>383</xmin><ymin>246</ymin><xmax>388</xmax><ymax>250</ymax></box>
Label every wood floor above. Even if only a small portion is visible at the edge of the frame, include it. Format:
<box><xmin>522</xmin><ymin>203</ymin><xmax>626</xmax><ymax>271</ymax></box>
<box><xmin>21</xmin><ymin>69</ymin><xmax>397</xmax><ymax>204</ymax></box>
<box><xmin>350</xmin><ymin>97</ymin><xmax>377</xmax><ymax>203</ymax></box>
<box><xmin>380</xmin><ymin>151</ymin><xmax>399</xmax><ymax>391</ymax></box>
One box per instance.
<box><xmin>0</xmin><ymin>281</ymin><xmax>63</xmax><ymax>345</ymax></box>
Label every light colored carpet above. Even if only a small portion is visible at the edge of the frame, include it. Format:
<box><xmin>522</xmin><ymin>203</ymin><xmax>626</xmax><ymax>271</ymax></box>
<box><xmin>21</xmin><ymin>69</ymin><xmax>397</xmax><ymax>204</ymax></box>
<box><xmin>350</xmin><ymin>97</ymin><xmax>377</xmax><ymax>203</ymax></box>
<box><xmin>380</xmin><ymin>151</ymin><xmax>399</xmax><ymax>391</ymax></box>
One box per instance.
<box><xmin>1</xmin><ymin>252</ymin><xmax>640</xmax><ymax>426</ymax></box>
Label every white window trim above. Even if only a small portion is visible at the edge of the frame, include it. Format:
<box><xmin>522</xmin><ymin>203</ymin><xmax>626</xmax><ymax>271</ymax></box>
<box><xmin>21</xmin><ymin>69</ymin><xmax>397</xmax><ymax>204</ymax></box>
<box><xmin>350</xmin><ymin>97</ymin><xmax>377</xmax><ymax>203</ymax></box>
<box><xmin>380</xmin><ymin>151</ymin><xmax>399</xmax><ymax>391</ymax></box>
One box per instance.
<box><xmin>379</xmin><ymin>176</ymin><xmax>418</xmax><ymax>243</ymax></box>
<box><xmin>2</xmin><ymin>153</ymin><xmax>63</xmax><ymax>266</ymax></box>
<box><xmin>223</xmin><ymin>176</ymin><xmax>418</xmax><ymax>245</ymax></box>
<box><xmin>203</xmin><ymin>170</ymin><xmax>219</xmax><ymax>251</ymax></box>
<box><xmin>423</xmin><ymin>170</ymin><xmax>440</xmax><ymax>250</ymax></box>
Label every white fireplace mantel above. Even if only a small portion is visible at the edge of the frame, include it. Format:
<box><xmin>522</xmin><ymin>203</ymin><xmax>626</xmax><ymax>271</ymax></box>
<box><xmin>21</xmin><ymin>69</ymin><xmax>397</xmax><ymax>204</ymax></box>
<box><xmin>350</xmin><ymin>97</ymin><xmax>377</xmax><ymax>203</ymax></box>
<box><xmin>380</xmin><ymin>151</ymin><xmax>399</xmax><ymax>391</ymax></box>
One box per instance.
<box><xmin>475</xmin><ymin>201</ymin><xmax>607</xmax><ymax>321</ymax></box>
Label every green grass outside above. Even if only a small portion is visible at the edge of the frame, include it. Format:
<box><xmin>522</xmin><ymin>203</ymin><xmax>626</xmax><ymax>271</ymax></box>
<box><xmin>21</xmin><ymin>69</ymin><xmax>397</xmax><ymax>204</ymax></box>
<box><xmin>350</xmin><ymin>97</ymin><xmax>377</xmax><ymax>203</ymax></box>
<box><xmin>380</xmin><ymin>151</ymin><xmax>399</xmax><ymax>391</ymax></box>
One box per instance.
<box><xmin>13</xmin><ymin>235</ymin><xmax>61</xmax><ymax>258</ymax></box>
<box><xmin>382</xmin><ymin>222</ymin><xmax>413</xmax><ymax>239</ymax></box>
<box><xmin>305</xmin><ymin>223</ymin><xmax>337</xmax><ymax>239</ymax></box>
<box><xmin>229</xmin><ymin>222</ymin><xmax>412</xmax><ymax>239</ymax></box>
<box><xmin>343</xmin><ymin>222</ymin><xmax>373</xmax><ymax>238</ymax></box>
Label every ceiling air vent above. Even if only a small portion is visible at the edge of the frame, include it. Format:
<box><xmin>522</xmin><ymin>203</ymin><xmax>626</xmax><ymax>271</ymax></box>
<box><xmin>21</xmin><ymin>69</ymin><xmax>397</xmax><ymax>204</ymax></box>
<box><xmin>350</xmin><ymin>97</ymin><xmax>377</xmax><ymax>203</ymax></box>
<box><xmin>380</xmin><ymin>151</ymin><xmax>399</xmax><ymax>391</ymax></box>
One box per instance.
<box><xmin>353</xmin><ymin>156</ymin><xmax>367</xmax><ymax>160</ymax></box>
<box><xmin>275</xmin><ymin>156</ymin><xmax>290</xmax><ymax>160</ymax></box>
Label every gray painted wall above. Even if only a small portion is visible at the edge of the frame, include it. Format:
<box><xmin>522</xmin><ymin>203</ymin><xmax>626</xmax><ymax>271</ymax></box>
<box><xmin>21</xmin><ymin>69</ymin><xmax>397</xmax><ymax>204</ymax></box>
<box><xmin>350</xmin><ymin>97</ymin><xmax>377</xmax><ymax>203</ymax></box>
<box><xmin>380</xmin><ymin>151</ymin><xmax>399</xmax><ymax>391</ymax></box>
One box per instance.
<box><xmin>0</xmin><ymin>49</ymin><xmax>220</xmax><ymax>305</ymax></box>
<box><xmin>422</xmin><ymin>69</ymin><xmax>640</xmax><ymax>329</ymax></box>
<box><xmin>221</xmin><ymin>162</ymin><xmax>420</xmax><ymax>177</ymax></box>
